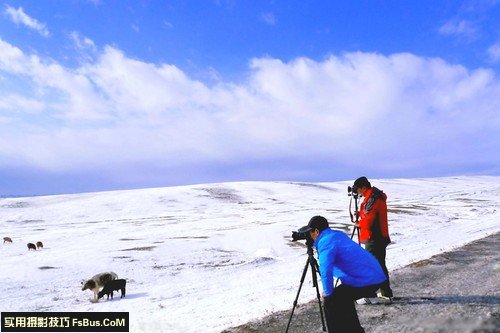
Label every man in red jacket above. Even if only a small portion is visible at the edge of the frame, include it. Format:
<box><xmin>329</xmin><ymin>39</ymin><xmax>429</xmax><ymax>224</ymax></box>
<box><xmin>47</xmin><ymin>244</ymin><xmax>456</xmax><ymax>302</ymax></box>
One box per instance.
<box><xmin>354</xmin><ymin>176</ymin><xmax>393</xmax><ymax>300</ymax></box>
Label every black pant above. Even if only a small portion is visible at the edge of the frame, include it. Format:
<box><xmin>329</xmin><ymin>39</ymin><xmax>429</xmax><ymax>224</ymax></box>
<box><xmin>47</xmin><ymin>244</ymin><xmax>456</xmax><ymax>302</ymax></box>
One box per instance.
<box><xmin>324</xmin><ymin>284</ymin><xmax>380</xmax><ymax>333</ymax></box>
<box><xmin>364</xmin><ymin>240</ymin><xmax>393</xmax><ymax>297</ymax></box>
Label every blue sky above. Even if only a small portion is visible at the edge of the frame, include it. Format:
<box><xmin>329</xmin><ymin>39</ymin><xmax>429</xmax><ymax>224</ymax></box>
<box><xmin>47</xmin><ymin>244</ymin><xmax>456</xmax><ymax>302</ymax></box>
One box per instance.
<box><xmin>0</xmin><ymin>0</ymin><xmax>499</xmax><ymax>196</ymax></box>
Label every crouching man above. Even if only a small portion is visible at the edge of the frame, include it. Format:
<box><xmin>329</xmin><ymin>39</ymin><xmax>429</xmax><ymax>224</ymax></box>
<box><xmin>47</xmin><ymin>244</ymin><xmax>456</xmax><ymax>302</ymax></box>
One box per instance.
<box><xmin>305</xmin><ymin>216</ymin><xmax>387</xmax><ymax>333</ymax></box>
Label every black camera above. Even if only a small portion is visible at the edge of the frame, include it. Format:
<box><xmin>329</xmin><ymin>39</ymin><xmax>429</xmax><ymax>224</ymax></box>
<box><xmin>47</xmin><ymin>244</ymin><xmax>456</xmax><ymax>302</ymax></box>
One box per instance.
<box><xmin>347</xmin><ymin>185</ymin><xmax>358</xmax><ymax>196</ymax></box>
<box><xmin>291</xmin><ymin>226</ymin><xmax>313</xmax><ymax>241</ymax></box>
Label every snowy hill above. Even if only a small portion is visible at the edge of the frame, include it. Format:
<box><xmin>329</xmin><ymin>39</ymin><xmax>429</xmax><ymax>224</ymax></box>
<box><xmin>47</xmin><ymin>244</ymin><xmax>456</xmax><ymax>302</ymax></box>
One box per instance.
<box><xmin>1</xmin><ymin>176</ymin><xmax>499</xmax><ymax>332</ymax></box>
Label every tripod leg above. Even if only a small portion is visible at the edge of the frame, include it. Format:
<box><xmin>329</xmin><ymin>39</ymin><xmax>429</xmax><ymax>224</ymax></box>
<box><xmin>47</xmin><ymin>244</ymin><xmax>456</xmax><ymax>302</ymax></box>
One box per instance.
<box><xmin>316</xmin><ymin>268</ymin><xmax>327</xmax><ymax>332</ymax></box>
<box><xmin>285</xmin><ymin>258</ymin><xmax>310</xmax><ymax>333</ymax></box>
<box><xmin>350</xmin><ymin>226</ymin><xmax>360</xmax><ymax>245</ymax></box>
<box><xmin>310</xmin><ymin>260</ymin><xmax>328</xmax><ymax>332</ymax></box>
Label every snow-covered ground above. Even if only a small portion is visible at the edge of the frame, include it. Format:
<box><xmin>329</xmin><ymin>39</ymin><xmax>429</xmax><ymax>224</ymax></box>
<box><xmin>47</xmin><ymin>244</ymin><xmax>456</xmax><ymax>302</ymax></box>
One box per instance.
<box><xmin>0</xmin><ymin>176</ymin><xmax>499</xmax><ymax>332</ymax></box>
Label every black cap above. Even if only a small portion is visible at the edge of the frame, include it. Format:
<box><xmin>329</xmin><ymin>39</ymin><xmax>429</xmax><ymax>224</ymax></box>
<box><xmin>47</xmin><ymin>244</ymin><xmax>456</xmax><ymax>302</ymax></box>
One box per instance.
<box><xmin>307</xmin><ymin>215</ymin><xmax>329</xmax><ymax>232</ymax></box>
<box><xmin>353</xmin><ymin>176</ymin><xmax>371</xmax><ymax>189</ymax></box>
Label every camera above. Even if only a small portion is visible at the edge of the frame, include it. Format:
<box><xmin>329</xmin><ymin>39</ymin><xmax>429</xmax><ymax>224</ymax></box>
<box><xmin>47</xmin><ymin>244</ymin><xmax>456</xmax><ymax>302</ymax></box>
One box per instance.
<box><xmin>347</xmin><ymin>185</ymin><xmax>358</xmax><ymax>196</ymax></box>
<box><xmin>291</xmin><ymin>226</ymin><xmax>313</xmax><ymax>242</ymax></box>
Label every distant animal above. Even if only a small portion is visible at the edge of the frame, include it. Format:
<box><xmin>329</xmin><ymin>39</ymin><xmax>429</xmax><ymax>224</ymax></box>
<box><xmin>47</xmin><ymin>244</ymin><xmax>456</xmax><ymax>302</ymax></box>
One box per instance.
<box><xmin>81</xmin><ymin>272</ymin><xmax>118</xmax><ymax>301</ymax></box>
<box><xmin>36</xmin><ymin>241</ymin><xmax>43</xmax><ymax>249</ymax></box>
<box><xmin>98</xmin><ymin>279</ymin><xmax>126</xmax><ymax>300</ymax></box>
<box><xmin>3</xmin><ymin>237</ymin><xmax>13</xmax><ymax>243</ymax></box>
<box><xmin>27</xmin><ymin>243</ymin><xmax>36</xmax><ymax>251</ymax></box>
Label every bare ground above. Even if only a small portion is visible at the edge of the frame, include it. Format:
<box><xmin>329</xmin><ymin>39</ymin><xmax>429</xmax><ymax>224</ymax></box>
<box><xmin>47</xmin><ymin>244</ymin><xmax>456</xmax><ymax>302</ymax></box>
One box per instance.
<box><xmin>222</xmin><ymin>233</ymin><xmax>499</xmax><ymax>333</ymax></box>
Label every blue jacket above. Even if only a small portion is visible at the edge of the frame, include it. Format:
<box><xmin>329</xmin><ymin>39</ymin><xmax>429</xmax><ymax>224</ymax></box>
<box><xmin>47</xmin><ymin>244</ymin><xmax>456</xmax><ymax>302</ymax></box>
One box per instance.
<box><xmin>314</xmin><ymin>228</ymin><xmax>386</xmax><ymax>296</ymax></box>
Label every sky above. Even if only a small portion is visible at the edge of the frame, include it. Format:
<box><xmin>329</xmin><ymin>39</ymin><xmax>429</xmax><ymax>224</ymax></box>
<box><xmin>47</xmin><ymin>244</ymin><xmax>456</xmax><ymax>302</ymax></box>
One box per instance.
<box><xmin>0</xmin><ymin>0</ymin><xmax>499</xmax><ymax>196</ymax></box>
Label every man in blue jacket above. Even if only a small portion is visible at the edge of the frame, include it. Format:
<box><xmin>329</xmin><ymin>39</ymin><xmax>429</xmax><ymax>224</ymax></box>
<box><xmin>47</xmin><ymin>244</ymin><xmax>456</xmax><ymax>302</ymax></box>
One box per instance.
<box><xmin>305</xmin><ymin>215</ymin><xmax>387</xmax><ymax>333</ymax></box>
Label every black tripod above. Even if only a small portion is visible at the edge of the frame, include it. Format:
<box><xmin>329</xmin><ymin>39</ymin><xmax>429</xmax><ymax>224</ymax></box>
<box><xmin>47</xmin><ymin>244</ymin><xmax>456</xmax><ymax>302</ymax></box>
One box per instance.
<box><xmin>348</xmin><ymin>187</ymin><xmax>361</xmax><ymax>244</ymax></box>
<box><xmin>333</xmin><ymin>186</ymin><xmax>362</xmax><ymax>288</ymax></box>
<box><xmin>285</xmin><ymin>241</ymin><xmax>328</xmax><ymax>333</ymax></box>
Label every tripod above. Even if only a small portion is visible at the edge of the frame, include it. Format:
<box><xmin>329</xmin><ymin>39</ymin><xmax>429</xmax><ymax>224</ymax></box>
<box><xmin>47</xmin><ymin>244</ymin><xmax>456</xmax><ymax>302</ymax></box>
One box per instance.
<box><xmin>333</xmin><ymin>187</ymin><xmax>362</xmax><ymax>288</ymax></box>
<box><xmin>285</xmin><ymin>241</ymin><xmax>328</xmax><ymax>333</ymax></box>
<box><xmin>348</xmin><ymin>190</ymin><xmax>361</xmax><ymax>244</ymax></box>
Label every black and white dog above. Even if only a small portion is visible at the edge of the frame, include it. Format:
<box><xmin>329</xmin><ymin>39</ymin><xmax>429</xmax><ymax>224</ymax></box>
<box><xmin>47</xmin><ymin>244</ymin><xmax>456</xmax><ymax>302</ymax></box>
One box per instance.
<box><xmin>81</xmin><ymin>272</ymin><xmax>118</xmax><ymax>301</ymax></box>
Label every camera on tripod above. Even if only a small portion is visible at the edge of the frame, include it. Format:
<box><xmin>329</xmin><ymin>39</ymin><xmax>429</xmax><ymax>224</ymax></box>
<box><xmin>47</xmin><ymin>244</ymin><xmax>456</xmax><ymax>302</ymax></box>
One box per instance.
<box><xmin>291</xmin><ymin>225</ymin><xmax>312</xmax><ymax>241</ymax></box>
<box><xmin>291</xmin><ymin>225</ymin><xmax>315</xmax><ymax>247</ymax></box>
<box><xmin>287</xmin><ymin>220</ymin><xmax>327</xmax><ymax>332</ymax></box>
<box><xmin>347</xmin><ymin>185</ymin><xmax>358</xmax><ymax>197</ymax></box>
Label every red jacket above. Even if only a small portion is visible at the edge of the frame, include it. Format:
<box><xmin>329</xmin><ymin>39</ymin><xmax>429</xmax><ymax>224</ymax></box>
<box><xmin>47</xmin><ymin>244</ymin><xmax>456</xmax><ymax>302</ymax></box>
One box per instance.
<box><xmin>358</xmin><ymin>187</ymin><xmax>391</xmax><ymax>244</ymax></box>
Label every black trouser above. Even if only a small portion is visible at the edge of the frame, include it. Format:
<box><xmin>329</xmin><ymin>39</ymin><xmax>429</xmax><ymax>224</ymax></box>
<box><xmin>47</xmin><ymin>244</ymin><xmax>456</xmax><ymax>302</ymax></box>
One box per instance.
<box><xmin>364</xmin><ymin>240</ymin><xmax>393</xmax><ymax>297</ymax></box>
<box><xmin>323</xmin><ymin>284</ymin><xmax>380</xmax><ymax>333</ymax></box>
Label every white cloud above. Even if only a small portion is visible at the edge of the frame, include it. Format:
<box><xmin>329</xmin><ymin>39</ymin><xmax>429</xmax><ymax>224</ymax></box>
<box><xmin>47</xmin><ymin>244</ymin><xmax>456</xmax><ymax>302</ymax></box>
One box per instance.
<box><xmin>487</xmin><ymin>42</ymin><xmax>500</xmax><ymax>62</ymax></box>
<box><xmin>0</xmin><ymin>39</ymin><xmax>26</xmax><ymax>73</ymax></box>
<box><xmin>163</xmin><ymin>20</ymin><xmax>173</xmax><ymax>29</ymax></box>
<box><xmin>0</xmin><ymin>38</ymin><xmax>498</xmax><ymax>180</ymax></box>
<box><xmin>0</xmin><ymin>94</ymin><xmax>45</xmax><ymax>113</ymax></box>
<box><xmin>85</xmin><ymin>46</ymin><xmax>212</xmax><ymax>117</ymax></box>
<box><xmin>68</xmin><ymin>32</ymin><xmax>97</xmax><ymax>65</ymax></box>
<box><xmin>4</xmin><ymin>6</ymin><xmax>49</xmax><ymax>37</ymax></box>
<box><xmin>0</xmin><ymin>39</ymin><xmax>110</xmax><ymax>121</ymax></box>
<box><xmin>438</xmin><ymin>19</ymin><xmax>478</xmax><ymax>39</ymax></box>
<box><xmin>260</xmin><ymin>12</ymin><xmax>276</xmax><ymax>25</ymax></box>
<box><xmin>69</xmin><ymin>32</ymin><xmax>96</xmax><ymax>51</ymax></box>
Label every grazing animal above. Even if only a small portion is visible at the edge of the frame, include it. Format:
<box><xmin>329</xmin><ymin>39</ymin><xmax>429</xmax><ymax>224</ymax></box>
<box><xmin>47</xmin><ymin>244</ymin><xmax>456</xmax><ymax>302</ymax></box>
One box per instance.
<box><xmin>81</xmin><ymin>272</ymin><xmax>118</xmax><ymax>301</ymax></box>
<box><xmin>3</xmin><ymin>237</ymin><xmax>12</xmax><ymax>243</ymax></box>
<box><xmin>27</xmin><ymin>243</ymin><xmax>36</xmax><ymax>251</ymax></box>
<box><xmin>98</xmin><ymin>279</ymin><xmax>126</xmax><ymax>300</ymax></box>
<box><xmin>36</xmin><ymin>241</ymin><xmax>44</xmax><ymax>249</ymax></box>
